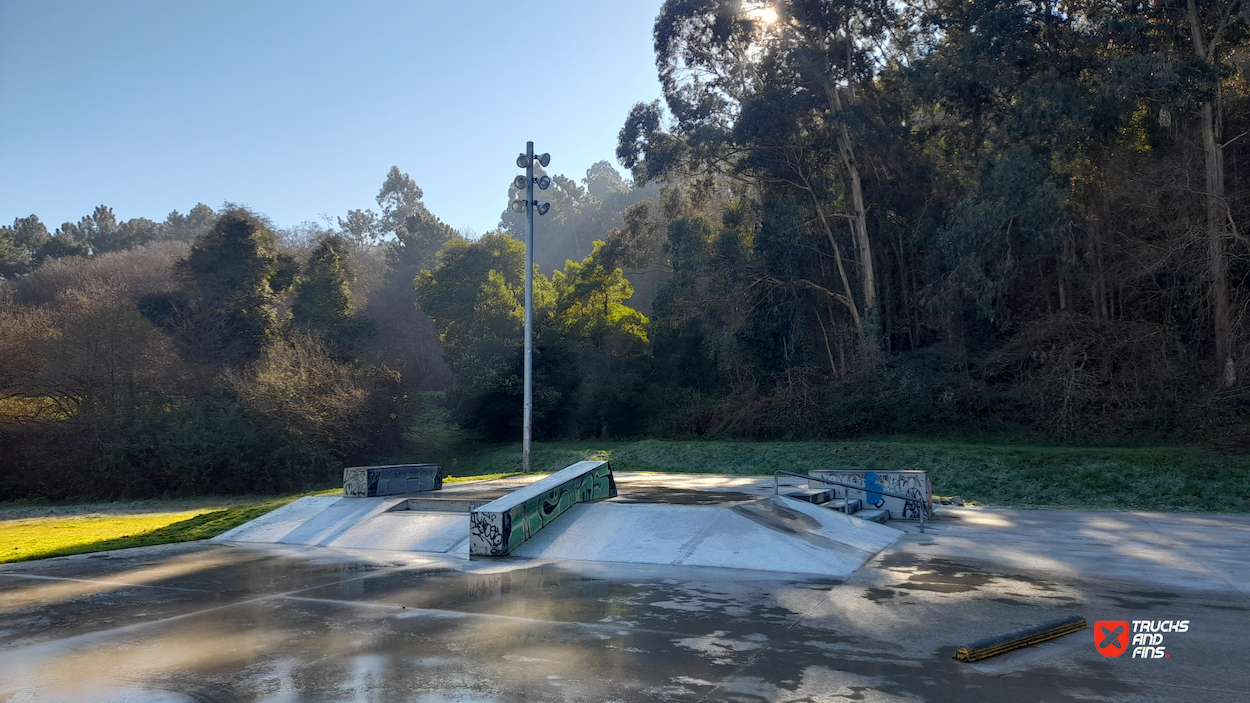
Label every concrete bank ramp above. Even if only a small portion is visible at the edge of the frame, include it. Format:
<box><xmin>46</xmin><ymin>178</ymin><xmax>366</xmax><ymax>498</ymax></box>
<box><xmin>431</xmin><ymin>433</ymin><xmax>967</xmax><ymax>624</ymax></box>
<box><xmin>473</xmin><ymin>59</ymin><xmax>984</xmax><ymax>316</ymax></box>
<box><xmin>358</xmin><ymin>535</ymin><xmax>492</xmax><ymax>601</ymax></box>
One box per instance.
<box><xmin>213</xmin><ymin>493</ymin><xmax>902</xmax><ymax>577</ymax></box>
<box><xmin>513</xmin><ymin>495</ymin><xmax>901</xmax><ymax>578</ymax></box>
<box><xmin>212</xmin><ymin>496</ymin><xmax>472</xmax><ymax>554</ymax></box>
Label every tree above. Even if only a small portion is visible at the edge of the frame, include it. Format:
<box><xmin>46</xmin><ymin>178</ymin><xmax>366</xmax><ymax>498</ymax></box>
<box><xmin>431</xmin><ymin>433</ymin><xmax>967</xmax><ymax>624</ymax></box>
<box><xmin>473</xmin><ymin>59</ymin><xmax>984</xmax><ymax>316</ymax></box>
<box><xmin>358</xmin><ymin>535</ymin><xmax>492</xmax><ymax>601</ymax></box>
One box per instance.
<box><xmin>415</xmin><ymin>232</ymin><xmax>530</xmax><ymax>351</ymax></box>
<box><xmin>293</xmin><ymin>235</ymin><xmax>354</xmax><ymax>328</ymax></box>
<box><xmin>0</xmin><ymin>228</ymin><xmax>23</xmax><ymax>279</ymax></box>
<box><xmin>386</xmin><ymin>207</ymin><xmax>459</xmax><ymax>295</ymax></box>
<box><xmin>338</xmin><ymin>208</ymin><xmax>382</xmax><ymax>248</ymax></box>
<box><xmin>552</xmin><ymin>242</ymin><xmax>649</xmax><ymax>345</ymax></box>
<box><xmin>498</xmin><ymin>161</ymin><xmax>658</xmax><ymax>273</ymax></box>
<box><xmin>0</xmin><ymin>216</ymin><xmax>50</xmax><ymax>278</ymax></box>
<box><xmin>41</xmin><ymin>221</ymin><xmax>91</xmax><ymax>260</ymax></box>
<box><xmin>141</xmin><ymin>209</ymin><xmax>284</xmax><ymax>367</ymax></box>
<box><xmin>629</xmin><ymin>0</ymin><xmax>906</xmax><ymax>364</ymax></box>
<box><xmin>415</xmin><ymin>229</ymin><xmax>656</xmax><ymax>438</ymax></box>
<box><xmin>225</xmin><ymin>333</ymin><xmax>405</xmax><ymax>460</ymax></box>
<box><xmin>110</xmin><ymin>217</ymin><xmax>162</xmax><ymax>253</ymax></box>
<box><xmin>598</xmin><ymin>199</ymin><xmax>671</xmax><ymax>272</ymax></box>
<box><xmin>162</xmin><ymin>203</ymin><xmax>217</xmax><ymax>243</ymax></box>
<box><xmin>377</xmin><ymin>166</ymin><xmax>428</xmax><ymax>235</ymax></box>
<box><xmin>415</xmin><ymin>232</ymin><xmax>539</xmax><ymax>438</ymax></box>
<box><xmin>80</xmin><ymin>205</ymin><xmax>117</xmax><ymax>253</ymax></box>
<box><xmin>1175</xmin><ymin>0</ymin><xmax>1247</xmax><ymax>384</ymax></box>
<box><xmin>292</xmin><ymin>235</ymin><xmax>375</xmax><ymax>352</ymax></box>
<box><xmin>338</xmin><ymin>166</ymin><xmax>460</xmax><ymax>304</ymax></box>
<box><xmin>550</xmin><ymin>242</ymin><xmax>652</xmax><ymax>435</ymax></box>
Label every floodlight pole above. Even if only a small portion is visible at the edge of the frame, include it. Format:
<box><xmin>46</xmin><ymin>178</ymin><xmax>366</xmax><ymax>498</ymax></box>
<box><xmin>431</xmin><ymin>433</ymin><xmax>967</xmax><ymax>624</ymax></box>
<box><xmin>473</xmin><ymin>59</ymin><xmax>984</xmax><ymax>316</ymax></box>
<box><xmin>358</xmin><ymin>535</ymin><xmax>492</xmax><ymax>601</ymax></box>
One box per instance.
<box><xmin>523</xmin><ymin>141</ymin><xmax>535</xmax><ymax>473</ymax></box>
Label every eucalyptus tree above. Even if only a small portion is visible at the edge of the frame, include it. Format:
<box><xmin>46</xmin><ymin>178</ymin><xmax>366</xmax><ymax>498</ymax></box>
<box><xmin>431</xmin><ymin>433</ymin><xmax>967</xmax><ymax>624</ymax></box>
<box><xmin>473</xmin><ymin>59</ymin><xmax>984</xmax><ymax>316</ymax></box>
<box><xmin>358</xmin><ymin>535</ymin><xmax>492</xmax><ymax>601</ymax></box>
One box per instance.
<box><xmin>1067</xmin><ymin>0</ymin><xmax>1248</xmax><ymax>385</ymax></box>
<box><xmin>497</xmin><ymin>161</ymin><xmax>655</xmax><ymax>274</ymax></box>
<box><xmin>369</xmin><ymin>167</ymin><xmax>459</xmax><ymax>303</ymax></box>
<box><xmin>622</xmin><ymin>0</ymin><xmax>907</xmax><ymax>365</ymax></box>
<box><xmin>1173</xmin><ymin>0</ymin><xmax>1246</xmax><ymax>384</ymax></box>
<box><xmin>338</xmin><ymin>209</ymin><xmax>382</xmax><ymax>248</ymax></box>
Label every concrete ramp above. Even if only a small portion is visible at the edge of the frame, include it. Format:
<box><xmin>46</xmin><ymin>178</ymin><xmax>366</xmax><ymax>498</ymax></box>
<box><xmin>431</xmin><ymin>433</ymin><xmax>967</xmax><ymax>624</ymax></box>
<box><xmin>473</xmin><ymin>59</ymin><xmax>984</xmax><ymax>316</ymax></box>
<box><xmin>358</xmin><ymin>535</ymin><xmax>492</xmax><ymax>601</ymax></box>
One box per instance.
<box><xmin>213</xmin><ymin>485</ymin><xmax>902</xmax><ymax>577</ymax></box>
<box><xmin>512</xmin><ymin>495</ymin><xmax>901</xmax><ymax>578</ymax></box>
<box><xmin>212</xmin><ymin>496</ymin><xmax>471</xmax><ymax>554</ymax></box>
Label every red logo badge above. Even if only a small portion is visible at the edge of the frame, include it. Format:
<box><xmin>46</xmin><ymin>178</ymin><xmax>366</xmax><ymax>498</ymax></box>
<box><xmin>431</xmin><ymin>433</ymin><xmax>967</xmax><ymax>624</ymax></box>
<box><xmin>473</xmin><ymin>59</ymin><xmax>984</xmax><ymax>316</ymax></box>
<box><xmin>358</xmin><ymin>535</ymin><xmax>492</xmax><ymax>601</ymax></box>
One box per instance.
<box><xmin>1095</xmin><ymin>620</ymin><xmax>1129</xmax><ymax>658</ymax></box>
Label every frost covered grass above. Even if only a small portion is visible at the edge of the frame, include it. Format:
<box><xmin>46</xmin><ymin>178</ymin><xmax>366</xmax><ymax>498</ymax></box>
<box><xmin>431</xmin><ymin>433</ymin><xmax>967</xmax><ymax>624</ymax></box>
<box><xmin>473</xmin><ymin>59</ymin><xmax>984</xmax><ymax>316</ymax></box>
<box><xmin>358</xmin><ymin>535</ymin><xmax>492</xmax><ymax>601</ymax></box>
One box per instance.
<box><xmin>453</xmin><ymin>438</ymin><xmax>1250</xmax><ymax>512</ymax></box>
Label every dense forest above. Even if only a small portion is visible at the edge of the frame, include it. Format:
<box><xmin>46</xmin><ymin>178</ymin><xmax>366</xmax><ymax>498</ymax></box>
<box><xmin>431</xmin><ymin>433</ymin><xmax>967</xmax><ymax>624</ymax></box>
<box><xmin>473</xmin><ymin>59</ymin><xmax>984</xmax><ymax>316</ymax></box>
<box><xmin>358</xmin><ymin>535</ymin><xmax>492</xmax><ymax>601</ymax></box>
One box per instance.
<box><xmin>2</xmin><ymin>0</ymin><xmax>1248</xmax><ymax>500</ymax></box>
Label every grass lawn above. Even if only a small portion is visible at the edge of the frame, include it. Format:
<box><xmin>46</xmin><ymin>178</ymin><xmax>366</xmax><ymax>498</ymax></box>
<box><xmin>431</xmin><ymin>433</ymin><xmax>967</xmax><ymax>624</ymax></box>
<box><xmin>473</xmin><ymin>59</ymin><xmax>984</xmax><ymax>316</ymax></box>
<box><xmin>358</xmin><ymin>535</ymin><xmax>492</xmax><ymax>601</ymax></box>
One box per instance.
<box><xmin>451</xmin><ymin>438</ymin><xmax>1250</xmax><ymax>513</ymax></box>
<box><xmin>0</xmin><ymin>491</ymin><xmax>337</xmax><ymax>564</ymax></box>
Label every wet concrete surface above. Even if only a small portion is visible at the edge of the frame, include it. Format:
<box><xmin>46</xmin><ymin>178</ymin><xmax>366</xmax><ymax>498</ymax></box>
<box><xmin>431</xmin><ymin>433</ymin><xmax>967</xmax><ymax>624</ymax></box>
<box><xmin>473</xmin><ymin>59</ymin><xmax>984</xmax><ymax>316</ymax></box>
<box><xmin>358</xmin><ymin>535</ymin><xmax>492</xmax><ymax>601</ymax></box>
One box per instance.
<box><xmin>4</xmin><ymin>475</ymin><xmax>1250</xmax><ymax>702</ymax></box>
<box><xmin>2</xmin><ymin>526</ymin><xmax>1248</xmax><ymax>702</ymax></box>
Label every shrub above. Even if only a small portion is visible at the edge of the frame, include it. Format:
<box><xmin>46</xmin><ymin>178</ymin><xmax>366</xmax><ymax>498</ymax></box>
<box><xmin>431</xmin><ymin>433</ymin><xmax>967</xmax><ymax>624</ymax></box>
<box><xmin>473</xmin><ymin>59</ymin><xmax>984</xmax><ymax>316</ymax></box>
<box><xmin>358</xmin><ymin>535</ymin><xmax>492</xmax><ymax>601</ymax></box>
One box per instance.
<box><xmin>99</xmin><ymin>395</ymin><xmax>339</xmax><ymax>497</ymax></box>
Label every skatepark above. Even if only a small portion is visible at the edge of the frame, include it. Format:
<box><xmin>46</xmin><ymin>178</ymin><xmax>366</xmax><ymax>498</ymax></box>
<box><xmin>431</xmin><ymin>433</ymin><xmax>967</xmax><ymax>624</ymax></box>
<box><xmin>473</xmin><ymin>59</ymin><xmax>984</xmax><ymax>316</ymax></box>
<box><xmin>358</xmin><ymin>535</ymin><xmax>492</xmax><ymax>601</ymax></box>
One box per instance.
<box><xmin>211</xmin><ymin>464</ymin><xmax>905</xmax><ymax>578</ymax></box>
<box><xmin>2</xmin><ymin>462</ymin><xmax>1248</xmax><ymax>702</ymax></box>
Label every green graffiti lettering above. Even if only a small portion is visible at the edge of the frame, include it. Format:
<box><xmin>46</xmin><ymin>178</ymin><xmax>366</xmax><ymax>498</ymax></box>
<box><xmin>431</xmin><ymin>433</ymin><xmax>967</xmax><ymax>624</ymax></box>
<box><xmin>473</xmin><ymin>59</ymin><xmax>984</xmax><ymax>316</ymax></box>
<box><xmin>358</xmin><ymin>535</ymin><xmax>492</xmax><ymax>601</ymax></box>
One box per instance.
<box><xmin>575</xmin><ymin>475</ymin><xmax>593</xmax><ymax>502</ymax></box>
<box><xmin>503</xmin><ymin>507</ymin><xmax>523</xmax><ymax>553</ymax></box>
<box><xmin>591</xmin><ymin>466</ymin><xmax>610</xmax><ymax>499</ymax></box>
<box><xmin>523</xmin><ymin>497</ymin><xmax>543</xmax><ymax>538</ymax></box>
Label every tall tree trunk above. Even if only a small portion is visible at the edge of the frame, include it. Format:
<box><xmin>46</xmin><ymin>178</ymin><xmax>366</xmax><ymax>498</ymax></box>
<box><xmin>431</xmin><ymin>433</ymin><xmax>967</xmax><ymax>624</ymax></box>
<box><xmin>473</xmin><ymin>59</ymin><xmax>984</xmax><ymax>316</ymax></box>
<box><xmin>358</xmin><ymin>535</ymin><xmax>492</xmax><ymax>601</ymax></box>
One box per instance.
<box><xmin>820</xmin><ymin>80</ymin><xmax>880</xmax><ymax>361</ymax></box>
<box><xmin>1202</xmin><ymin>101</ymin><xmax>1233</xmax><ymax>384</ymax></box>
<box><xmin>792</xmin><ymin>160</ymin><xmax>862</xmax><ymax>332</ymax></box>
<box><xmin>1186</xmin><ymin>0</ymin><xmax>1237</xmax><ymax>385</ymax></box>
<box><xmin>1090</xmin><ymin>214</ymin><xmax>1109</xmax><ymax>323</ymax></box>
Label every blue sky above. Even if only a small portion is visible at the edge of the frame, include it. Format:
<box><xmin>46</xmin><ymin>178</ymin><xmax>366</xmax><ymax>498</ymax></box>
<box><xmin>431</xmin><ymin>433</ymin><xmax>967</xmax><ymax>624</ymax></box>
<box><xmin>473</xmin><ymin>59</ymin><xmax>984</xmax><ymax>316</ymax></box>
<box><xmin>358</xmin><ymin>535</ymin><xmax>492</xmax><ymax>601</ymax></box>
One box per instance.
<box><xmin>0</xmin><ymin>0</ymin><xmax>664</xmax><ymax>235</ymax></box>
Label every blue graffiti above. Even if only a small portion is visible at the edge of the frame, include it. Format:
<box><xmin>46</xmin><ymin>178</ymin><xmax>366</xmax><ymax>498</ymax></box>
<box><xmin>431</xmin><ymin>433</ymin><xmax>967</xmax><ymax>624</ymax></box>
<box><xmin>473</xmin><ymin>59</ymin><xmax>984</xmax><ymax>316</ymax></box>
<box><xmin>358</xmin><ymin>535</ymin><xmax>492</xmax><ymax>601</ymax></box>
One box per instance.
<box><xmin>864</xmin><ymin>471</ymin><xmax>884</xmax><ymax>508</ymax></box>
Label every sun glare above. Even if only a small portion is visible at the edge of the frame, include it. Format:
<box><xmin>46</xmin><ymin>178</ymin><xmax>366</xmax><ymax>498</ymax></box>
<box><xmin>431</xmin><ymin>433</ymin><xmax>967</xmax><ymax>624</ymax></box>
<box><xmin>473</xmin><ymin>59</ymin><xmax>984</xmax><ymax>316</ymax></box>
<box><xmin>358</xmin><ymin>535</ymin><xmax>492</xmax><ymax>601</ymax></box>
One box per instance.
<box><xmin>748</xmin><ymin>7</ymin><xmax>778</xmax><ymax>24</ymax></box>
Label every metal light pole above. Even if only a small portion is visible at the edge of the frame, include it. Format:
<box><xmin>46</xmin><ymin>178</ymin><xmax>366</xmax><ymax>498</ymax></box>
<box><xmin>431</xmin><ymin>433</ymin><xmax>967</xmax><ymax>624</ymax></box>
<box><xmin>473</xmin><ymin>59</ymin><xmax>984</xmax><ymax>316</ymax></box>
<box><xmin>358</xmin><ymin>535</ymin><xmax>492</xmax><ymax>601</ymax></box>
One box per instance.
<box><xmin>511</xmin><ymin>144</ymin><xmax>551</xmax><ymax>473</ymax></box>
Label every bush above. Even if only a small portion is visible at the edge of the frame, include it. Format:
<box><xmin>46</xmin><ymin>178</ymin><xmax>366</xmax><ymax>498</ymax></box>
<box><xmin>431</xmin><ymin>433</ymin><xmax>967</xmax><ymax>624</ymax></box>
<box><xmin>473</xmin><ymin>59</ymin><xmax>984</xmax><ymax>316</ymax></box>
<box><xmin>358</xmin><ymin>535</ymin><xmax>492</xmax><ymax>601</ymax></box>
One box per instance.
<box><xmin>225</xmin><ymin>334</ymin><xmax>407</xmax><ymax>460</ymax></box>
<box><xmin>100</xmin><ymin>395</ymin><xmax>340</xmax><ymax>497</ymax></box>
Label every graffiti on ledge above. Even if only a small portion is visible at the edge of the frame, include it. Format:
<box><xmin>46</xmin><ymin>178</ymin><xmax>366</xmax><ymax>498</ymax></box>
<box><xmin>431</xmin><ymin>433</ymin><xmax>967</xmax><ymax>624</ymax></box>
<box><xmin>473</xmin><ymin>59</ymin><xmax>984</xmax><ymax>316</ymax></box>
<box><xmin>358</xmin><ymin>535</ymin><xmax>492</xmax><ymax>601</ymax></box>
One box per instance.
<box><xmin>470</xmin><ymin>461</ymin><xmax>615</xmax><ymax>556</ymax></box>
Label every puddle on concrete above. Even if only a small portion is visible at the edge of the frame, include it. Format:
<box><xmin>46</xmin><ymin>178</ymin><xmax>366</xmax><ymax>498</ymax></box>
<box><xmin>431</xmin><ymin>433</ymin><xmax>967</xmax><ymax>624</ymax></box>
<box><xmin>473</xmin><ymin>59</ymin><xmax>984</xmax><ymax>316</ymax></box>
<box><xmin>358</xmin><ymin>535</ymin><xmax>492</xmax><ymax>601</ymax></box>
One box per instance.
<box><xmin>861</xmin><ymin>587</ymin><xmax>898</xmax><ymax>602</ymax></box>
<box><xmin>874</xmin><ymin>555</ymin><xmax>1064</xmax><ymax>595</ymax></box>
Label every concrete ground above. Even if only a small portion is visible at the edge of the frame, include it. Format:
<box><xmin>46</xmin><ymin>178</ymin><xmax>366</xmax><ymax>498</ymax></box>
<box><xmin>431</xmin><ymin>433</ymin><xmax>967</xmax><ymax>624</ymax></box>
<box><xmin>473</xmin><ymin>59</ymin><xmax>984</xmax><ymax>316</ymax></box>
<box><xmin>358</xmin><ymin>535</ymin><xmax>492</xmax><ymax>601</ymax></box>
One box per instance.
<box><xmin>1</xmin><ymin>476</ymin><xmax>1248</xmax><ymax>702</ymax></box>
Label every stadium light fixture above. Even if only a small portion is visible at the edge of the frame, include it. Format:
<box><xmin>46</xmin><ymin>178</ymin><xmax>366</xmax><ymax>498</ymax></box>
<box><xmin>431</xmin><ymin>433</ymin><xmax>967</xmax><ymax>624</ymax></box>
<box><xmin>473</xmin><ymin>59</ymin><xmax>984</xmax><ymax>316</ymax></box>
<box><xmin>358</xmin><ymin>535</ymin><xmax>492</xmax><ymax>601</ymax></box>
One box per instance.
<box><xmin>514</xmin><ymin>141</ymin><xmax>552</xmax><ymax>473</ymax></box>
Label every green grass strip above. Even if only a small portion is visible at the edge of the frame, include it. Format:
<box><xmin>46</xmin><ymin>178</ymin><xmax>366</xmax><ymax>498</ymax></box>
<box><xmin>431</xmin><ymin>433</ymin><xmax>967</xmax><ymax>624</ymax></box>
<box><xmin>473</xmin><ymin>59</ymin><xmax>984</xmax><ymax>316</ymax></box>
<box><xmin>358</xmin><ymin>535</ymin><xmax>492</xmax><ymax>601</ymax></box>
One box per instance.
<box><xmin>0</xmin><ymin>489</ymin><xmax>341</xmax><ymax>564</ymax></box>
<box><xmin>451</xmin><ymin>439</ymin><xmax>1250</xmax><ymax>513</ymax></box>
